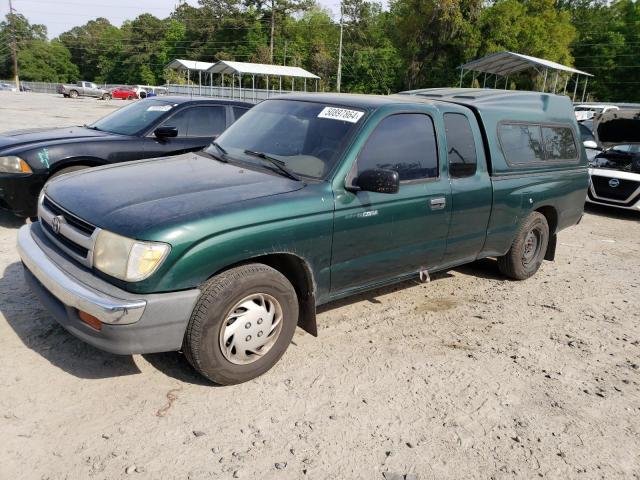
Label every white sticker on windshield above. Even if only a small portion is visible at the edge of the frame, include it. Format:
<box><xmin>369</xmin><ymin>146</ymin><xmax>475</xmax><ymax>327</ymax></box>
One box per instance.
<box><xmin>318</xmin><ymin>107</ymin><xmax>364</xmax><ymax>123</ymax></box>
<box><xmin>147</xmin><ymin>105</ymin><xmax>172</xmax><ymax>112</ymax></box>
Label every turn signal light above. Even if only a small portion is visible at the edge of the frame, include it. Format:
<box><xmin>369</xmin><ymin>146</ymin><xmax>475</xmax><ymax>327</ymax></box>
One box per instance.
<box><xmin>78</xmin><ymin>310</ymin><xmax>102</xmax><ymax>331</ymax></box>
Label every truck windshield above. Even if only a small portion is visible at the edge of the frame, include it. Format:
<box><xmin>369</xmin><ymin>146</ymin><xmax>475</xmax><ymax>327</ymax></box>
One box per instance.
<box><xmin>89</xmin><ymin>99</ymin><xmax>176</xmax><ymax>135</ymax></box>
<box><xmin>210</xmin><ymin>99</ymin><xmax>365</xmax><ymax>180</ymax></box>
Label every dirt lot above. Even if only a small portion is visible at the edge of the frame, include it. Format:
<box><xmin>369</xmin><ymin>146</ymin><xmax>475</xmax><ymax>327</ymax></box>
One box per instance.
<box><xmin>0</xmin><ymin>92</ymin><xmax>639</xmax><ymax>479</ymax></box>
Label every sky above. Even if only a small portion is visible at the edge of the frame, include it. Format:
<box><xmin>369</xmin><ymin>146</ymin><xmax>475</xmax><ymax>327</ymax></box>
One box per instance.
<box><xmin>0</xmin><ymin>0</ymin><xmax>342</xmax><ymax>39</ymax></box>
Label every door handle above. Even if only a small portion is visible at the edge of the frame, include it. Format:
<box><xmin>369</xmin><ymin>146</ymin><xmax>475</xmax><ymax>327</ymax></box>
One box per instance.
<box><xmin>430</xmin><ymin>197</ymin><xmax>446</xmax><ymax>210</ymax></box>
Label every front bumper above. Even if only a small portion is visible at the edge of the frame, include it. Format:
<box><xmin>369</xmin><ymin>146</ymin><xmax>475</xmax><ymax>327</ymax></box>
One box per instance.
<box><xmin>0</xmin><ymin>172</ymin><xmax>46</xmax><ymax>217</ymax></box>
<box><xmin>18</xmin><ymin>223</ymin><xmax>201</xmax><ymax>354</ymax></box>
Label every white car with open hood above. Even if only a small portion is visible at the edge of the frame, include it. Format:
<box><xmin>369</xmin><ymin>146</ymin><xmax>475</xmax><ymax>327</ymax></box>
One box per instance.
<box><xmin>586</xmin><ymin>110</ymin><xmax>640</xmax><ymax>211</ymax></box>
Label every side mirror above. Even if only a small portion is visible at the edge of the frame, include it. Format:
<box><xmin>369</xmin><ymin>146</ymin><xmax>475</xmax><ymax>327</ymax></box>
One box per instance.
<box><xmin>154</xmin><ymin>126</ymin><xmax>178</xmax><ymax>139</ymax></box>
<box><xmin>355</xmin><ymin>169</ymin><xmax>400</xmax><ymax>194</ymax></box>
<box><xmin>583</xmin><ymin>140</ymin><xmax>599</xmax><ymax>149</ymax></box>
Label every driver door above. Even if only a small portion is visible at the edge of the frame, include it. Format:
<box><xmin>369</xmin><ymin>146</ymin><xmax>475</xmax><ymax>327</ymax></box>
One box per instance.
<box><xmin>331</xmin><ymin>113</ymin><xmax>451</xmax><ymax>293</ymax></box>
<box><xmin>143</xmin><ymin>105</ymin><xmax>229</xmax><ymax>158</ymax></box>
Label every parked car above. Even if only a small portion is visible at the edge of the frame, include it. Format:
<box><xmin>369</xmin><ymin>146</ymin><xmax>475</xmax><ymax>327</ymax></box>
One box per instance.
<box><xmin>110</xmin><ymin>86</ymin><xmax>138</xmax><ymax>100</ymax></box>
<box><xmin>578</xmin><ymin>119</ymin><xmax>601</xmax><ymax>161</ymax></box>
<box><xmin>18</xmin><ymin>89</ymin><xmax>588</xmax><ymax>384</ymax></box>
<box><xmin>57</xmin><ymin>81</ymin><xmax>111</xmax><ymax>100</ymax></box>
<box><xmin>574</xmin><ymin>104</ymin><xmax>619</xmax><ymax>121</ymax></box>
<box><xmin>0</xmin><ymin>82</ymin><xmax>17</xmax><ymax>92</ymax></box>
<box><xmin>585</xmin><ymin>109</ymin><xmax>640</xmax><ymax>211</ymax></box>
<box><xmin>0</xmin><ymin>97</ymin><xmax>252</xmax><ymax>217</ymax></box>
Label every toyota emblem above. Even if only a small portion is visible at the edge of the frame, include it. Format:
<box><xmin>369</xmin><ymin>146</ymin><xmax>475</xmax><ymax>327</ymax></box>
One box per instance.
<box><xmin>51</xmin><ymin>215</ymin><xmax>64</xmax><ymax>234</ymax></box>
<box><xmin>608</xmin><ymin>178</ymin><xmax>620</xmax><ymax>188</ymax></box>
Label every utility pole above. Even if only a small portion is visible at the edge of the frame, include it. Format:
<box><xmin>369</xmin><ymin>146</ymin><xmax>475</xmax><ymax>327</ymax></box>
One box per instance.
<box><xmin>8</xmin><ymin>0</ymin><xmax>19</xmax><ymax>90</ymax></box>
<box><xmin>336</xmin><ymin>3</ymin><xmax>343</xmax><ymax>93</ymax></box>
<box><xmin>269</xmin><ymin>0</ymin><xmax>275</xmax><ymax>63</ymax></box>
<box><xmin>283</xmin><ymin>40</ymin><xmax>287</xmax><ymax>66</ymax></box>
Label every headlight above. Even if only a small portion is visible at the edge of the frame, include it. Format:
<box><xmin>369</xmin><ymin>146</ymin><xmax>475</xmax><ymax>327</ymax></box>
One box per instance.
<box><xmin>94</xmin><ymin>230</ymin><xmax>170</xmax><ymax>282</ymax></box>
<box><xmin>0</xmin><ymin>156</ymin><xmax>32</xmax><ymax>174</ymax></box>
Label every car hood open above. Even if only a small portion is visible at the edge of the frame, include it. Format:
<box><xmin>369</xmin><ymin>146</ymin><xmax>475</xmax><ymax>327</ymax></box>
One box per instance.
<box><xmin>0</xmin><ymin>126</ymin><xmax>111</xmax><ymax>152</ymax></box>
<box><xmin>594</xmin><ymin>110</ymin><xmax>640</xmax><ymax>148</ymax></box>
<box><xmin>43</xmin><ymin>152</ymin><xmax>305</xmax><ymax>237</ymax></box>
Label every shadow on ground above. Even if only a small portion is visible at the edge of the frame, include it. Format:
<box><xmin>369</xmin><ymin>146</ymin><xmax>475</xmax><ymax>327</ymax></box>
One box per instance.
<box><xmin>584</xmin><ymin>203</ymin><xmax>640</xmax><ymax>222</ymax></box>
<box><xmin>0</xmin><ymin>211</ymin><xmax>26</xmax><ymax>229</ymax></box>
<box><xmin>0</xmin><ymin>261</ymin><xmax>209</xmax><ymax>384</ymax></box>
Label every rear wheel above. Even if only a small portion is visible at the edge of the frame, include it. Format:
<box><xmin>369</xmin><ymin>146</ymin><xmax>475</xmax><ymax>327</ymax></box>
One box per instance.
<box><xmin>498</xmin><ymin>212</ymin><xmax>549</xmax><ymax>280</ymax></box>
<box><xmin>69</xmin><ymin>90</ymin><xmax>78</xmax><ymax>98</ymax></box>
<box><xmin>183</xmin><ymin>263</ymin><xmax>299</xmax><ymax>385</ymax></box>
<box><xmin>127</xmin><ymin>95</ymin><xmax>134</xmax><ymax>100</ymax></box>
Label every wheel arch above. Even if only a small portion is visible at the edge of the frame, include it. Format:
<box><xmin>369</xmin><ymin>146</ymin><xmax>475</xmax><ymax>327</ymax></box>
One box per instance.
<box><xmin>209</xmin><ymin>252</ymin><xmax>318</xmax><ymax>337</ymax></box>
<box><xmin>49</xmin><ymin>157</ymin><xmax>106</xmax><ymax>176</ymax></box>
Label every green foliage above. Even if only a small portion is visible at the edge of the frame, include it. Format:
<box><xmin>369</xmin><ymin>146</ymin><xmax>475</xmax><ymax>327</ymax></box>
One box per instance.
<box><xmin>17</xmin><ymin>39</ymin><xmax>79</xmax><ymax>82</ymax></box>
<box><xmin>1</xmin><ymin>0</ymin><xmax>638</xmax><ymax>101</ymax></box>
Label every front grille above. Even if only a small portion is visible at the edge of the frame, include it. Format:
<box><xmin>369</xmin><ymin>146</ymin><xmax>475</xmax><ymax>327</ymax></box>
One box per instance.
<box><xmin>43</xmin><ymin>196</ymin><xmax>95</xmax><ymax>235</ymax></box>
<box><xmin>591</xmin><ymin>175</ymin><xmax>639</xmax><ymax>201</ymax></box>
<box><xmin>38</xmin><ymin>195</ymin><xmax>99</xmax><ymax>267</ymax></box>
<box><xmin>41</xmin><ymin>220</ymin><xmax>89</xmax><ymax>257</ymax></box>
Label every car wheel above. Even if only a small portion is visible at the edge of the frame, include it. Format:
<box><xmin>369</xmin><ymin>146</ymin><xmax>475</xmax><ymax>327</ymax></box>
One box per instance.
<box><xmin>498</xmin><ymin>212</ymin><xmax>549</xmax><ymax>280</ymax></box>
<box><xmin>69</xmin><ymin>90</ymin><xmax>78</xmax><ymax>98</ymax></box>
<box><xmin>48</xmin><ymin>164</ymin><xmax>90</xmax><ymax>181</ymax></box>
<box><xmin>183</xmin><ymin>263</ymin><xmax>299</xmax><ymax>385</ymax></box>
<box><xmin>102</xmin><ymin>93</ymin><xmax>111</xmax><ymax>101</ymax></box>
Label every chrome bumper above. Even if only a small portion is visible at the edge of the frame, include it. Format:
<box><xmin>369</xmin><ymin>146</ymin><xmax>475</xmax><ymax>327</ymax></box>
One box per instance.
<box><xmin>17</xmin><ymin>224</ymin><xmax>146</xmax><ymax>325</ymax></box>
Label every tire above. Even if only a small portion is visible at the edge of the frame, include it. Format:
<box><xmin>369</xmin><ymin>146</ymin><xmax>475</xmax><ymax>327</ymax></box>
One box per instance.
<box><xmin>498</xmin><ymin>212</ymin><xmax>549</xmax><ymax>280</ymax></box>
<box><xmin>127</xmin><ymin>95</ymin><xmax>133</xmax><ymax>100</ymax></box>
<box><xmin>69</xmin><ymin>90</ymin><xmax>79</xmax><ymax>98</ymax></box>
<box><xmin>183</xmin><ymin>263</ymin><xmax>299</xmax><ymax>385</ymax></box>
<box><xmin>48</xmin><ymin>164</ymin><xmax>90</xmax><ymax>181</ymax></box>
<box><xmin>139</xmin><ymin>91</ymin><xmax>147</xmax><ymax>99</ymax></box>
<box><xmin>102</xmin><ymin>93</ymin><xmax>111</xmax><ymax>101</ymax></box>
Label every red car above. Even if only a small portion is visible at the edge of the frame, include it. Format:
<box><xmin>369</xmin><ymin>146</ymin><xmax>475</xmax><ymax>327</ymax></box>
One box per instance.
<box><xmin>110</xmin><ymin>87</ymin><xmax>139</xmax><ymax>100</ymax></box>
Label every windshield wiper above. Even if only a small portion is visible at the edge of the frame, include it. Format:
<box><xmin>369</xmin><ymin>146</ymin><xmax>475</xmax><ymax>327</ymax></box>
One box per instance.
<box><xmin>83</xmin><ymin>124</ymin><xmax>101</xmax><ymax>131</ymax></box>
<box><xmin>212</xmin><ymin>141</ymin><xmax>228</xmax><ymax>155</ymax></box>
<box><xmin>243</xmin><ymin>149</ymin><xmax>300</xmax><ymax>181</ymax></box>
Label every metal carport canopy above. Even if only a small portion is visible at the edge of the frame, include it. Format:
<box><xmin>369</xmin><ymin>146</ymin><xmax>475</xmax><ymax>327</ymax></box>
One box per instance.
<box><xmin>207</xmin><ymin>61</ymin><xmax>320</xmax><ymax>79</ymax></box>
<box><xmin>460</xmin><ymin>51</ymin><xmax>592</xmax><ymax>77</ymax></box>
<box><xmin>165</xmin><ymin>59</ymin><xmax>216</xmax><ymax>72</ymax></box>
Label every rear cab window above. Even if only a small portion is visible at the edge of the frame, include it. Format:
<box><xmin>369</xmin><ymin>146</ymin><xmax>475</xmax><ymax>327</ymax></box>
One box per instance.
<box><xmin>498</xmin><ymin>122</ymin><xmax>578</xmax><ymax>165</ymax></box>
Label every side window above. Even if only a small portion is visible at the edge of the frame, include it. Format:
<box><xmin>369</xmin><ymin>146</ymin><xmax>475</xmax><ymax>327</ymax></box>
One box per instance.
<box><xmin>232</xmin><ymin>107</ymin><xmax>249</xmax><ymax>122</ymax></box>
<box><xmin>357</xmin><ymin>114</ymin><xmax>438</xmax><ymax>181</ymax></box>
<box><xmin>444</xmin><ymin>113</ymin><xmax>477</xmax><ymax>178</ymax></box>
<box><xmin>541</xmin><ymin>126</ymin><xmax>578</xmax><ymax>160</ymax></box>
<box><xmin>499</xmin><ymin>123</ymin><xmax>545</xmax><ymax>164</ymax></box>
<box><xmin>187</xmin><ymin>106</ymin><xmax>226</xmax><ymax>137</ymax></box>
<box><xmin>160</xmin><ymin>107</ymin><xmax>226</xmax><ymax>137</ymax></box>
<box><xmin>160</xmin><ymin>109</ymin><xmax>190</xmax><ymax>136</ymax></box>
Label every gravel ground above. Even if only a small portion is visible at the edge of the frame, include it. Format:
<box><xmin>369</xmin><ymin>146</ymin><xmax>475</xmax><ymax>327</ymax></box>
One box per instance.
<box><xmin>0</xmin><ymin>92</ymin><xmax>639</xmax><ymax>480</ymax></box>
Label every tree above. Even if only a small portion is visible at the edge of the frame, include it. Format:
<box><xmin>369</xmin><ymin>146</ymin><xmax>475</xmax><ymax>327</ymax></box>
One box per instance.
<box><xmin>17</xmin><ymin>39</ymin><xmax>79</xmax><ymax>82</ymax></box>
<box><xmin>389</xmin><ymin>0</ymin><xmax>482</xmax><ymax>89</ymax></box>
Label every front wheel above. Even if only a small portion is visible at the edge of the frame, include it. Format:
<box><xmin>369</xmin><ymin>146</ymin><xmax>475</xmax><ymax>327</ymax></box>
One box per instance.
<box><xmin>183</xmin><ymin>263</ymin><xmax>299</xmax><ymax>385</ymax></box>
<box><xmin>498</xmin><ymin>212</ymin><xmax>549</xmax><ymax>280</ymax></box>
<box><xmin>102</xmin><ymin>93</ymin><xmax>111</xmax><ymax>101</ymax></box>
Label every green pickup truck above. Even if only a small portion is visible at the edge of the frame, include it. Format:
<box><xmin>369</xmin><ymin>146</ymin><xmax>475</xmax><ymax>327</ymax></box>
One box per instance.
<box><xmin>18</xmin><ymin>88</ymin><xmax>589</xmax><ymax>384</ymax></box>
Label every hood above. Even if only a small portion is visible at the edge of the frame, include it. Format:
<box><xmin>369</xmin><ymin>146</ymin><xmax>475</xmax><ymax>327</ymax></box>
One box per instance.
<box><xmin>0</xmin><ymin>126</ymin><xmax>111</xmax><ymax>152</ymax></box>
<box><xmin>44</xmin><ymin>153</ymin><xmax>305</xmax><ymax>236</ymax></box>
<box><xmin>594</xmin><ymin>110</ymin><xmax>640</xmax><ymax>148</ymax></box>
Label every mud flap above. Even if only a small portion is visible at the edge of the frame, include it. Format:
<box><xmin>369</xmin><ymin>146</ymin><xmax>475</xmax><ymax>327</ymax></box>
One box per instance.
<box><xmin>297</xmin><ymin>292</ymin><xmax>318</xmax><ymax>337</ymax></box>
<box><xmin>545</xmin><ymin>233</ymin><xmax>557</xmax><ymax>261</ymax></box>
